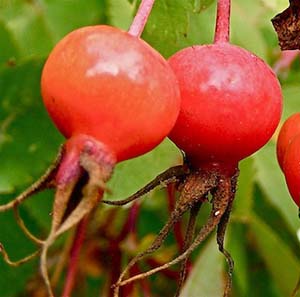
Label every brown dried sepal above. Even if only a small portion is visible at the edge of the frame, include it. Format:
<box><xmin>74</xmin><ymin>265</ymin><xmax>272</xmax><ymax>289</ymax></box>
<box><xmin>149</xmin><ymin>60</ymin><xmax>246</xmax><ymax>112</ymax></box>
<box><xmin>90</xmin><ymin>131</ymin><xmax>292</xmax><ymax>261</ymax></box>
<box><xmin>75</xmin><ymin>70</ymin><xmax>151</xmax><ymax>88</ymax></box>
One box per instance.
<box><xmin>272</xmin><ymin>0</ymin><xmax>300</xmax><ymax>50</ymax></box>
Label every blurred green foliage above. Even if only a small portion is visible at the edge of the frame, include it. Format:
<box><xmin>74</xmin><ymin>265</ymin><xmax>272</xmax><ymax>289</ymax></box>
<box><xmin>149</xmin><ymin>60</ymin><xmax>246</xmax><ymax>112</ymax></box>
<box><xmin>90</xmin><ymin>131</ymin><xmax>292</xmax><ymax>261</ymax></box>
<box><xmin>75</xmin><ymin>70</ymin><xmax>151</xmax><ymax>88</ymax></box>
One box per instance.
<box><xmin>0</xmin><ymin>0</ymin><xmax>299</xmax><ymax>296</ymax></box>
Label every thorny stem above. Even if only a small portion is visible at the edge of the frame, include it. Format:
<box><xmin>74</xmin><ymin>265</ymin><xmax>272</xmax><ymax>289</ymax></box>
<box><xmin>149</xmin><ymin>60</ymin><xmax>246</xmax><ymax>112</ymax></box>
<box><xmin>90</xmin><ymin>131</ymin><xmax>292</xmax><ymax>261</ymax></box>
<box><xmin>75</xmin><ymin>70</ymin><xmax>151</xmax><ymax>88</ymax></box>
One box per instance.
<box><xmin>102</xmin><ymin>165</ymin><xmax>188</xmax><ymax>206</ymax></box>
<box><xmin>214</xmin><ymin>0</ymin><xmax>231</xmax><ymax>43</ymax></box>
<box><xmin>114</xmin><ymin>177</ymin><xmax>231</xmax><ymax>289</ymax></box>
<box><xmin>128</xmin><ymin>0</ymin><xmax>155</xmax><ymax>38</ymax></box>
<box><xmin>175</xmin><ymin>202</ymin><xmax>202</xmax><ymax>297</ymax></box>
<box><xmin>0</xmin><ymin>145</ymin><xmax>64</xmax><ymax>212</ymax></box>
<box><xmin>62</xmin><ymin>215</ymin><xmax>90</xmax><ymax>297</ymax></box>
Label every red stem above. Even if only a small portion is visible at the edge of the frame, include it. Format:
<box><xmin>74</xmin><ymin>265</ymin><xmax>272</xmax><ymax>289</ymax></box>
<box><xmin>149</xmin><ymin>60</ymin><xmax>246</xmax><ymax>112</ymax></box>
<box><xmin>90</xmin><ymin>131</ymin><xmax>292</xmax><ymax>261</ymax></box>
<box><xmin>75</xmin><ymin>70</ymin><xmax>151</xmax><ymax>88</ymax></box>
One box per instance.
<box><xmin>108</xmin><ymin>241</ymin><xmax>122</xmax><ymax>297</ymax></box>
<box><xmin>117</xmin><ymin>201</ymin><xmax>140</xmax><ymax>242</ymax></box>
<box><xmin>61</xmin><ymin>215</ymin><xmax>90</xmax><ymax>297</ymax></box>
<box><xmin>108</xmin><ymin>202</ymin><xmax>141</xmax><ymax>296</ymax></box>
<box><xmin>128</xmin><ymin>0</ymin><xmax>155</xmax><ymax>37</ymax></box>
<box><xmin>214</xmin><ymin>0</ymin><xmax>231</xmax><ymax>43</ymax></box>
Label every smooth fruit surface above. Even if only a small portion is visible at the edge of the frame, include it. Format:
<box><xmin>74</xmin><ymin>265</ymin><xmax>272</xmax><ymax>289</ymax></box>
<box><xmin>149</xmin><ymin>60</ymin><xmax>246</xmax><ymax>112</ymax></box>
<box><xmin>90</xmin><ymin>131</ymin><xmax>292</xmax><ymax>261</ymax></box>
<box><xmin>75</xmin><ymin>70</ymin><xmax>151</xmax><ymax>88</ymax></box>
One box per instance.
<box><xmin>276</xmin><ymin>113</ymin><xmax>300</xmax><ymax>170</ymax></box>
<box><xmin>168</xmin><ymin>43</ymin><xmax>282</xmax><ymax>168</ymax></box>
<box><xmin>42</xmin><ymin>25</ymin><xmax>180</xmax><ymax>162</ymax></box>
<box><xmin>282</xmin><ymin>134</ymin><xmax>300</xmax><ymax>206</ymax></box>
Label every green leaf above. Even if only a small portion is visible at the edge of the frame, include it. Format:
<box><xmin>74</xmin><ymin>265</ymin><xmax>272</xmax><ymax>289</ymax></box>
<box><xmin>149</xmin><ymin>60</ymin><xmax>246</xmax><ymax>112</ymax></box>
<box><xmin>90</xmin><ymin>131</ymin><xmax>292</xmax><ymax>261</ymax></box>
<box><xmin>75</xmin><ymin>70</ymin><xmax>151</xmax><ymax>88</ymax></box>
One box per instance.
<box><xmin>250</xmin><ymin>215</ymin><xmax>300</xmax><ymax>296</ymax></box>
<box><xmin>193</xmin><ymin>0</ymin><xmax>215</xmax><ymax>12</ymax></box>
<box><xmin>260</xmin><ymin>0</ymin><xmax>289</xmax><ymax>12</ymax></box>
<box><xmin>231</xmin><ymin>0</ymin><xmax>268</xmax><ymax>59</ymax></box>
<box><xmin>226</xmin><ymin>223</ymin><xmax>249</xmax><ymax>296</ymax></box>
<box><xmin>41</xmin><ymin>0</ymin><xmax>105</xmax><ymax>42</ymax></box>
<box><xmin>226</xmin><ymin>158</ymin><xmax>255</xmax><ymax>295</ymax></box>
<box><xmin>141</xmin><ymin>0</ymin><xmax>216</xmax><ymax>57</ymax></box>
<box><xmin>0</xmin><ymin>60</ymin><xmax>62</xmax><ymax>194</ymax></box>
<box><xmin>234</xmin><ymin>157</ymin><xmax>255</xmax><ymax>217</ymax></box>
<box><xmin>282</xmin><ymin>85</ymin><xmax>300</xmax><ymax>119</ymax></box>
<box><xmin>0</xmin><ymin>1</ymin><xmax>55</xmax><ymax>58</ymax></box>
<box><xmin>0</xmin><ymin>60</ymin><xmax>62</xmax><ymax>230</ymax></box>
<box><xmin>0</xmin><ymin>211</ymin><xmax>37</xmax><ymax>297</ymax></box>
<box><xmin>246</xmin><ymin>239</ymin><xmax>282</xmax><ymax>297</ymax></box>
<box><xmin>105</xmin><ymin>0</ymin><xmax>135</xmax><ymax>30</ymax></box>
<box><xmin>0</xmin><ymin>20</ymin><xmax>19</xmax><ymax>67</ymax></box>
<box><xmin>253</xmin><ymin>185</ymin><xmax>300</xmax><ymax>257</ymax></box>
<box><xmin>253</xmin><ymin>142</ymin><xmax>300</xmax><ymax>232</ymax></box>
<box><xmin>0</xmin><ymin>0</ymin><xmax>105</xmax><ymax>60</ymax></box>
<box><xmin>180</xmin><ymin>236</ymin><xmax>224</xmax><ymax>297</ymax></box>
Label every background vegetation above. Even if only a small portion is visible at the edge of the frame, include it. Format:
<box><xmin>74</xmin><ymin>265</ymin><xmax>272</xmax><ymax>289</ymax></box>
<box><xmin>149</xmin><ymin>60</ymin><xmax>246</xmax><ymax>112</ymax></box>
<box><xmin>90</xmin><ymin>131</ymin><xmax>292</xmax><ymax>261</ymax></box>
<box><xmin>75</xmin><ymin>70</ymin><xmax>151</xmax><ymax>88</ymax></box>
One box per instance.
<box><xmin>0</xmin><ymin>0</ymin><xmax>299</xmax><ymax>296</ymax></box>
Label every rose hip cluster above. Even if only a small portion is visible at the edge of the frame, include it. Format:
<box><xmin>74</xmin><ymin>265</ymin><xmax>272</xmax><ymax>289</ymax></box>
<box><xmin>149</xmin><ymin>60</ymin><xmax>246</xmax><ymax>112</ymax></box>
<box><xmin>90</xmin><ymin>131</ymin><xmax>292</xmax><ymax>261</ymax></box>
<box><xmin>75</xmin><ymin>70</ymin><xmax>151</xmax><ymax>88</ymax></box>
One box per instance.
<box><xmin>0</xmin><ymin>0</ymin><xmax>284</xmax><ymax>296</ymax></box>
<box><xmin>277</xmin><ymin>113</ymin><xmax>300</xmax><ymax>207</ymax></box>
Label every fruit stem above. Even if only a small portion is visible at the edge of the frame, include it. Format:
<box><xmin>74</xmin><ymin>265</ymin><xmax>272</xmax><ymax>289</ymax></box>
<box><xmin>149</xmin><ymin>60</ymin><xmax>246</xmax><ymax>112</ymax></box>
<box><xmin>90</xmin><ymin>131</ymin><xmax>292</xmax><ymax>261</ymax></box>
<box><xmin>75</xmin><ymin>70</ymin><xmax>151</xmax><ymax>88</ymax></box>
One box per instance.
<box><xmin>128</xmin><ymin>0</ymin><xmax>155</xmax><ymax>37</ymax></box>
<box><xmin>214</xmin><ymin>0</ymin><xmax>231</xmax><ymax>43</ymax></box>
<box><xmin>61</xmin><ymin>215</ymin><xmax>90</xmax><ymax>297</ymax></box>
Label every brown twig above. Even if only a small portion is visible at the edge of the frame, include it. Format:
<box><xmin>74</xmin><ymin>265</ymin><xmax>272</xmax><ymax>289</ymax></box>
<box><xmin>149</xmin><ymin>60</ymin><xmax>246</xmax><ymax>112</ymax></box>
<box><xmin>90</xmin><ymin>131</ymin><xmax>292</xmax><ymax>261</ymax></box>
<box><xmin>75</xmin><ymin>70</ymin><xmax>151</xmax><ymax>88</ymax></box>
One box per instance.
<box><xmin>102</xmin><ymin>165</ymin><xmax>188</xmax><ymax>206</ymax></box>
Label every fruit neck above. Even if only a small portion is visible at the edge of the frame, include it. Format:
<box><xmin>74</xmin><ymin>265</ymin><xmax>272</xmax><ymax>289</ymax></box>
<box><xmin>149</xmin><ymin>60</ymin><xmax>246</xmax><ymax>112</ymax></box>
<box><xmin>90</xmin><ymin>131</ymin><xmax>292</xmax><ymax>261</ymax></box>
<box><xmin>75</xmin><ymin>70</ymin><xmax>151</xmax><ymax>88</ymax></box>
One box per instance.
<box><xmin>214</xmin><ymin>0</ymin><xmax>231</xmax><ymax>44</ymax></box>
<box><xmin>188</xmin><ymin>160</ymin><xmax>238</xmax><ymax>178</ymax></box>
<box><xmin>128</xmin><ymin>0</ymin><xmax>155</xmax><ymax>37</ymax></box>
<box><xmin>56</xmin><ymin>134</ymin><xmax>116</xmax><ymax>186</ymax></box>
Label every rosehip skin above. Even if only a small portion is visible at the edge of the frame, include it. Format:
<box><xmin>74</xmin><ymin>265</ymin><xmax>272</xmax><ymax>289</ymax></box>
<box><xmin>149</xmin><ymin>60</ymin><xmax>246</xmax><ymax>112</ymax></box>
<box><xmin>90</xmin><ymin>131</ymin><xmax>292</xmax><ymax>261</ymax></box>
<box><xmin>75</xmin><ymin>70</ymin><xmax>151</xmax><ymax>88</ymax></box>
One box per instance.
<box><xmin>277</xmin><ymin>113</ymin><xmax>300</xmax><ymax>170</ymax></box>
<box><xmin>282</xmin><ymin>134</ymin><xmax>300</xmax><ymax>206</ymax></box>
<box><xmin>168</xmin><ymin>43</ymin><xmax>282</xmax><ymax>172</ymax></box>
<box><xmin>42</xmin><ymin>25</ymin><xmax>180</xmax><ymax>162</ymax></box>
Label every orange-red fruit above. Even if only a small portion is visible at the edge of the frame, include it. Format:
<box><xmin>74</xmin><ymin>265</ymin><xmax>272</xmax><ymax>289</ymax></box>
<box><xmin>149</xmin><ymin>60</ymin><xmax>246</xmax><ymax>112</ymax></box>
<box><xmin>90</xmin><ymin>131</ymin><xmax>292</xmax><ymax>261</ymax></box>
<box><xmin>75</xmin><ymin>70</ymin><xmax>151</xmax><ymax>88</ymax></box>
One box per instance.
<box><xmin>282</xmin><ymin>134</ymin><xmax>300</xmax><ymax>206</ymax></box>
<box><xmin>168</xmin><ymin>43</ymin><xmax>283</xmax><ymax>171</ymax></box>
<box><xmin>276</xmin><ymin>113</ymin><xmax>300</xmax><ymax>170</ymax></box>
<box><xmin>41</xmin><ymin>25</ymin><xmax>180</xmax><ymax>162</ymax></box>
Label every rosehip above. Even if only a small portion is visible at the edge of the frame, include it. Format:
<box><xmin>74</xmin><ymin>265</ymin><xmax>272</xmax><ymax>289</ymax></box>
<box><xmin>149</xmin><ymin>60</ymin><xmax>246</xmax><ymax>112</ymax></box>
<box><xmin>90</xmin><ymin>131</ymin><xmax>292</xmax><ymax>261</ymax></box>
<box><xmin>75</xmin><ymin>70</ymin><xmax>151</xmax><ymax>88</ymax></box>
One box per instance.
<box><xmin>42</xmin><ymin>25</ymin><xmax>180</xmax><ymax>163</ymax></box>
<box><xmin>168</xmin><ymin>43</ymin><xmax>282</xmax><ymax>173</ymax></box>
<box><xmin>277</xmin><ymin>113</ymin><xmax>300</xmax><ymax>170</ymax></box>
